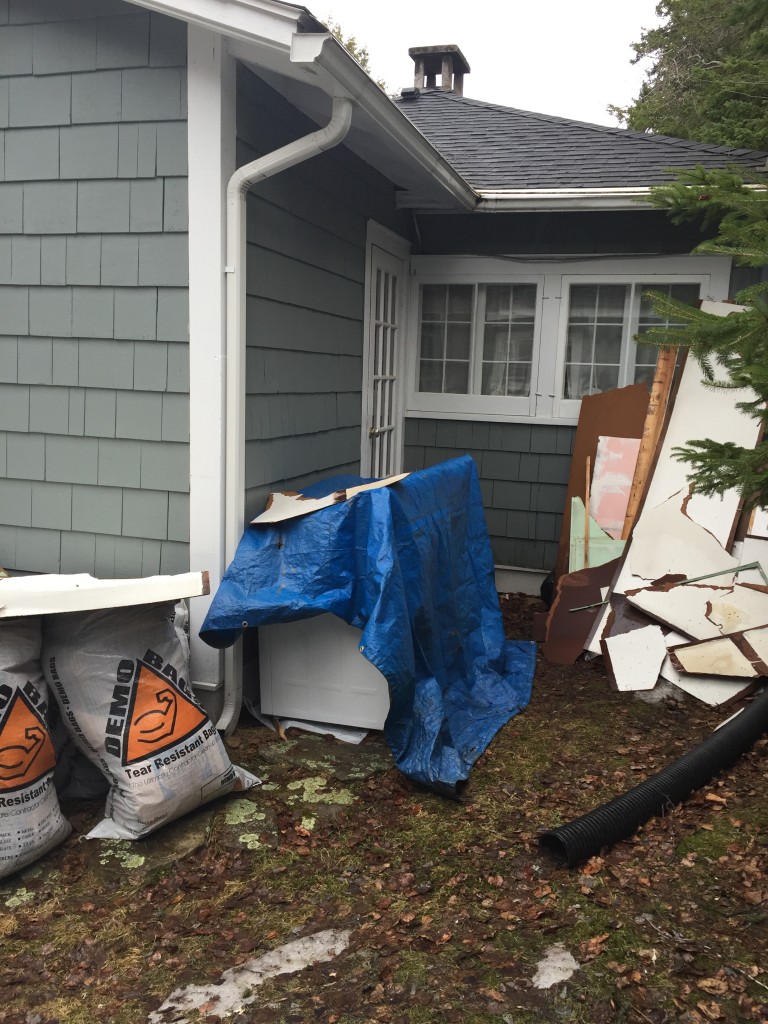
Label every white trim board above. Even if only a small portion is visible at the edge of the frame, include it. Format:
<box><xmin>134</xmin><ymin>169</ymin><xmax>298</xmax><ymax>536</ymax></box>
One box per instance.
<box><xmin>0</xmin><ymin>572</ymin><xmax>209</xmax><ymax>618</ymax></box>
<box><xmin>187</xmin><ymin>25</ymin><xmax>237</xmax><ymax>689</ymax></box>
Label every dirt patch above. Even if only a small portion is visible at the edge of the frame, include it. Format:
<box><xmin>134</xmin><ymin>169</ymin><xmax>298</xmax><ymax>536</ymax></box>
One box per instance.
<box><xmin>1</xmin><ymin>593</ymin><xmax>767</xmax><ymax>1024</ymax></box>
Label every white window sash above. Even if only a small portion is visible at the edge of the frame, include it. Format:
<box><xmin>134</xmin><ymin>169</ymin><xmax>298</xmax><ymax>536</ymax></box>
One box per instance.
<box><xmin>406</xmin><ymin>255</ymin><xmax>731</xmax><ymax>424</ymax></box>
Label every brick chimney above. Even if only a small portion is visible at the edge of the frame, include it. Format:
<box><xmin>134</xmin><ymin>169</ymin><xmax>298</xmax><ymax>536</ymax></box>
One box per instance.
<box><xmin>409</xmin><ymin>45</ymin><xmax>470</xmax><ymax>96</ymax></box>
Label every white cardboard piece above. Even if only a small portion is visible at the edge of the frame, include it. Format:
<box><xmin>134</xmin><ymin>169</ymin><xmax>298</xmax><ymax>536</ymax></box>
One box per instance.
<box><xmin>252</xmin><ymin>473</ymin><xmax>409</xmax><ymax>525</ymax></box>
<box><xmin>0</xmin><ymin>571</ymin><xmax>209</xmax><ymax>618</ymax></box>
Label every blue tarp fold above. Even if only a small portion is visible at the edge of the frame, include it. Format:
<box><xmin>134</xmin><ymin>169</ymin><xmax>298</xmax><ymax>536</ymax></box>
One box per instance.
<box><xmin>200</xmin><ymin>456</ymin><xmax>535</xmax><ymax>791</ymax></box>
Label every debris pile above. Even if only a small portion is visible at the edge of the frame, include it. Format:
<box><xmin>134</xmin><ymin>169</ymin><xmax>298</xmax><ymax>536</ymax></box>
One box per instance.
<box><xmin>542</xmin><ymin>305</ymin><xmax>768</xmax><ymax>709</ymax></box>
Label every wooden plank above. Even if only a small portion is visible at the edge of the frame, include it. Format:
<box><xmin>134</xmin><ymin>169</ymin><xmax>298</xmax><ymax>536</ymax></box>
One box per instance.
<box><xmin>622</xmin><ymin>346</ymin><xmax>677</xmax><ymax>539</ymax></box>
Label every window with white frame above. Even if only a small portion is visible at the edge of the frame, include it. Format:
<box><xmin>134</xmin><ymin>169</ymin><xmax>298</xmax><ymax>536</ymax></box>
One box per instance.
<box><xmin>406</xmin><ymin>257</ymin><xmax>730</xmax><ymax>423</ymax></box>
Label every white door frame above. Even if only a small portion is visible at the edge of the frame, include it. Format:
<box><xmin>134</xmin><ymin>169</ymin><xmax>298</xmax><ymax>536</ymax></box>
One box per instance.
<box><xmin>360</xmin><ymin>221</ymin><xmax>411</xmax><ymax>477</ymax></box>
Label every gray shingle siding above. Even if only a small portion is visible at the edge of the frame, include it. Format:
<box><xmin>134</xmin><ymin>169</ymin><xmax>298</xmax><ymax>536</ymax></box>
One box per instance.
<box><xmin>0</xmin><ymin>1</ymin><xmax>189</xmax><ymax>577</ymax></box>
<box><xmin>404</xmin><ymin>417</ymin><xmax>575</xmax><ymax>571</ymax></box>
<box><xmin>237</xmin><ymin>66</ymin><xmax>411</xmax><ymax>516</ymax></box>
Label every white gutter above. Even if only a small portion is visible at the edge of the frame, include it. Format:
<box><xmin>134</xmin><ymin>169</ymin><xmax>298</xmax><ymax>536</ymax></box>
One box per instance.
<box><xmin>476</xmin><ymin>187</ymin><xmax>654</xmax><ymax>212</ymax></box>
<box><xmin>217</xmin><ymin>95</ymin><xmax>354</xmax><ymax>734</ymax></box>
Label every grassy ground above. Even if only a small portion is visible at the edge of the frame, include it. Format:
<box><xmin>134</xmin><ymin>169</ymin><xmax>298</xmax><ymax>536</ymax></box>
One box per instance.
<box><xmin>1</xmin><ymin>593</ymin><xmax>766</xmax><ymax>1024</ymax></box>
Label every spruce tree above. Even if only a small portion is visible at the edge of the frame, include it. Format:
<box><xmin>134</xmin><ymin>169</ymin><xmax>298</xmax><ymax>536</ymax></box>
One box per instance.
<box><xmin>642</xmin><ymin>166</ymin><xmax>768</xmax><ymax>508</ymax></box>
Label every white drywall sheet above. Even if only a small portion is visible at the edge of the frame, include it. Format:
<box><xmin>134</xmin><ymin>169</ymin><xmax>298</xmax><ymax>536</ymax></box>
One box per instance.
<box><xmin>601</xmin><ymin>624</ymin><xmax>667</xmax><ymax>691</ymax></box>
<box><xmin>0</xmin><ymin>572</ymin><xmax>208</xmax><ymax>617</ymax></box>
<box><xmin>625</xmin><ymin>585</ymin><xmax>726</xmax><ymax>640</ymax></box>
<box><xmin>707</xmin><ymin>585</ymin><xmax>768</xmax><ymax>634</ymax></box>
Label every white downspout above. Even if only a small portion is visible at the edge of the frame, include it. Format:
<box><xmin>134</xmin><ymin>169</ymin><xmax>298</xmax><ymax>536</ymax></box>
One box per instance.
<box><xmin>217</xmin><ymin>95</ymin><xmax>354</xmax><ymax>734</ymax></box>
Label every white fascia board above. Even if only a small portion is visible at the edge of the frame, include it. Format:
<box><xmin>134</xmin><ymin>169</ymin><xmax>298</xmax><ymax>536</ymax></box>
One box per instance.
<box><xmin>477</xmin><ymin>188</ymin><xmax>654</xmax><ymax>212</ymax></box>
<box><xmin>125</xmin><ymin>0</ymin><xmax>300</xmax><ymax>49</ymax></box>
<box><xmin>304</xmin><ymin>36</ymin><xmax>478</xmax><ymax>212</ymax></box>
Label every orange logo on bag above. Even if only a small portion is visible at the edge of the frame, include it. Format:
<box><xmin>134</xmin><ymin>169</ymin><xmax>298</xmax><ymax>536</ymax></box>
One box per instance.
<box><xmin>0</xmin><ymin>691</ymin><xmax>56</xmax><ymax>791</ymax></box>
<box><xmin>123</xmin><ymin>662</ymin><xmax>207</xmax><ymax>766</ymax></box>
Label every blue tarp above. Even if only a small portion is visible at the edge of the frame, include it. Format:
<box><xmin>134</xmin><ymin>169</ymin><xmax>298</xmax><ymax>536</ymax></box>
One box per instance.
<box><xmin>200</xmin><ymin>456</ymin><xmax>535</xmax><ymax>793</ymax></box>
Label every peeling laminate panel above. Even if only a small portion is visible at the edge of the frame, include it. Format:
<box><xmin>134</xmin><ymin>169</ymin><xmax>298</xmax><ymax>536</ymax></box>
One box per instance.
<box><xmin>568</xmin><ymin>497</ymin><xmax>625</xmax><ymax>573</ymax></box>
<box><xmin>629</xmin><ymin>489</ymin><xmax>737</xmax><ymax>584</ymax></box>
<box><xmin>708</xmin><ymin>584</ymin><xmax>768</xmax><ymax>634</ymax></box>
<box><xmin>625</xmin><ymin>584</ymin><xmax>728</xmax><ymax>640</ymax></box>
<box><xmin>541</xmin><ymin>557</ymin><xmax>621</xmax><ymax>665</ymax></box>
<box><xmin>589</xmin><ymin>434</ymin><xmax>640</xmax><ymax>540</ymax></box>
<box><xmin>554</xmin><ymin>384</ymin><xmax>648</xmax><ymax>580</ymax></box>
<box><xmin>671</xmin><ymin>636</ymin><xmax>758</xmax><ymax>678</ymax></box>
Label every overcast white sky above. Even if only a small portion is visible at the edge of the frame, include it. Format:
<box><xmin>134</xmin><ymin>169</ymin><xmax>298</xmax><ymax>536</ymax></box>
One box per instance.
<box><xmin>320</xmin><ymin>0</ymin><xmax>663</xmax><ymax>126</ymax></box>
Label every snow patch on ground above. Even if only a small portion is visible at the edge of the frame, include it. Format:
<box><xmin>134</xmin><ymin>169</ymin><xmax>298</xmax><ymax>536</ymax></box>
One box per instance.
<box><xmin>148</xmin><ymin>928</ymin><xmax>352</xmax><ymax>1022</ymax></box>
<box><xmin>532</xmin><ymin>944</ymin><xmax>579</xmax><ymax>989</ymax></box>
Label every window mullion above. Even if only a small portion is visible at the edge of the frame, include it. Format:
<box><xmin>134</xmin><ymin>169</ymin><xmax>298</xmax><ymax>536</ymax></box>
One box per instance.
<box><xmin>623</xmin><ymin>283</ymin><xmax>638</xmax><ymax>387</ymax></box>
<box><xmin>468</xmin><ymin>284</ymin><xmax>483</xmax><ymax>395</ymax></box>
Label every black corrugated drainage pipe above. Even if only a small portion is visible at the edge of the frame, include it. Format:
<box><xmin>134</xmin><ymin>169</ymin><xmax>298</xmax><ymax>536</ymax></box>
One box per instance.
<box><xmin>540</xmin><ymin>687</ymin><xmax>768</xmax><ymax>868</ymax></box>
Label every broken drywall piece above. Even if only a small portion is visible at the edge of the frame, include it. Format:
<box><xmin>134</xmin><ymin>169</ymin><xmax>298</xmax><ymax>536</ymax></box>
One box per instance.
<box><xmin>707</xmin><ymin>583</ymin><xmax>768</xmax><ymax>634</ymax></box>
<box><xmin>0</xmin><ymin>571</ymin><xmax>208</xmax><ymax>618</ymax></box>
<box><xmin>742</xmin><ymin>625</ymin><xmax>768</xmax><ymax>664</ymax></box>
<box><xmin>589</xmin><ymin>434</ymin><xmax>641</xmax><ymax>539</ymax></box>
<box><xmin>629</xmin><ymin>489</ymin><xmax>738</xmax><ymax>584</ymax></box>
<box><xmin>670</xmin><ymin>637</ymin><xmax>759</xmax><ymax>678</ymax></box>
<box><xmin>252</xmin><ymin>473</ymin><xmax>409</xmax><ymax>524</ymax></box>
<box><xmin>661</xmin><ymin>630</ymin><xmax>756</xmax><ymax>706</ymax></box>
<box><xmin>625</xmin><ymin>584</ymin><xmax>726</xmax><ymax>640</ymax></box>
<box><xmin>601</xmin><ymin>624</ymin><xmax>667</xmax><ymax>691</ymax></box>
<box><xmin>569</xmin><ymin>498</ymin><xmax>625</xmax><ymax>572</ymax></box>
<box><xmin>149</xmin><ymin>928</ymin><xmax>352</xmax><ymax>1023</ymax></box>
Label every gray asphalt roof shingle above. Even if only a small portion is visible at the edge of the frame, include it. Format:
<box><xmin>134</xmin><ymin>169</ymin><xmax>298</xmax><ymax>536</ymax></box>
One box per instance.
<box><xmin>394</xmin><ymin>90</ymin><xmax>768</xmax><ymax>191</ymax></box>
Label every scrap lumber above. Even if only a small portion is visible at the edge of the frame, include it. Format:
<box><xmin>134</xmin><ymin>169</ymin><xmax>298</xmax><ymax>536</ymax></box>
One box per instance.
<box><xmin>621</xmin><ymin>346</ymin><xmax>677</xmax><ymax>540</ymax></box>
<box><xmin>554</xmin><ymin>383</ymin><xmax>648</xmax><ymax>580</ymax></box>
<box><xmin>0</xmin><ymin>571</ymin><xmax>209</xmax><ymax>617</ymax></box>
<box><xmin>585</xmin><ymin>350</ymin><xmax>762</xmax><ymax>655</ymax></box>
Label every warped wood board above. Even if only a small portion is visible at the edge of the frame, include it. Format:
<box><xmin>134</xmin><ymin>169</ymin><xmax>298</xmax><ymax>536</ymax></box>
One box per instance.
<box><xmin>555</xmin><ymin>383</ymin><xmax>649</xmax><ymax>580</ymax></box>
<box><xmin>585</xmin><ymin>349</ymin><xmax>760</xmax><ymax>654</ymax></box>
<box><xmin>0</xmin><ymin>571</ymin><xmax>209</xmax><ymax>618</ymax></box>
<box><xmin>628</xmin><ymin>489</ymin><xmax>738</xmax><ymax>585</ymax></box>
<box><xmin>660</xmin><ymin>630</ymin><xmax>757</xmax><ymax>706</ymax></box>
<box><xmin>252</xmin><ymin>473</ymin><xmax>409</xmax><ymax>524</ymax></box>
<box><xmin>568</xmin><ymin>498</ymin><xmax>625</xmax><ymax>573</ymax></box>
<box><xmin>601</xmin><ymin>624</ymin><xmax>667</xmax><ymax>691</ymax></box>
<box><xmin>541</xmin><ymin>558</ymin><xmax>621</xmax><ymax>665</ymax></box>
<box><xmin>589</xmin><ymin>435</ymin><xmax>640</xmax><ymax>539</ymax></box>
